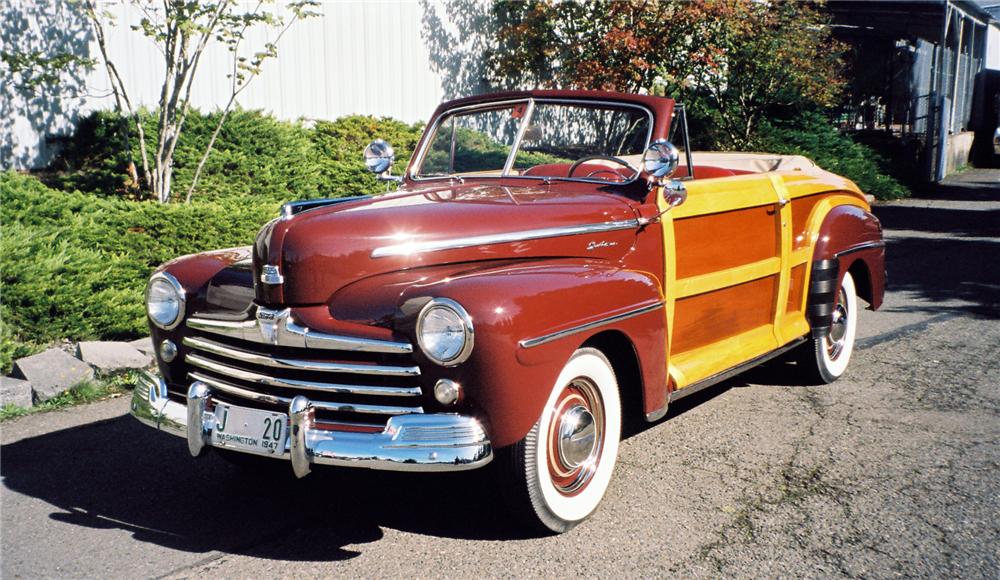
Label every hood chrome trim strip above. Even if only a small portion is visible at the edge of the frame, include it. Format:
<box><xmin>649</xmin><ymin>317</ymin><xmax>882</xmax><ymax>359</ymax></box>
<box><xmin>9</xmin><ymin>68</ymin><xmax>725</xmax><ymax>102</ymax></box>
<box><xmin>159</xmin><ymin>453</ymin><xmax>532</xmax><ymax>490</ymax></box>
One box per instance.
<box><xmin>371</xmin><ymin>218</ymin><xmax>639</xmax><ymax>258</ymax></box>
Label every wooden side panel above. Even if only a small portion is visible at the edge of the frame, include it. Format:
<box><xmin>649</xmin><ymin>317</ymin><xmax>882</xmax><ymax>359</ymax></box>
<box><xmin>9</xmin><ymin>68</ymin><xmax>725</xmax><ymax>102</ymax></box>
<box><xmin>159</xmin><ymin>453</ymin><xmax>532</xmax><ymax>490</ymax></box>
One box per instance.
<box><xmin>790</xmin><ymin>194</ymin><xmax>826</xmax><ymax>251</ymax></box>
<box><xmin>786</xmin><ymin>264</ymin><xmax>807</xmax><ymax>315</ymax></box>
<box><xmin>670</xmin><ymin>276</ymin><xmax>777</xmax><ymax>354</ymax></box>
<box><xmin>674</xmin><ymin>206</ymin><xmax>780</xmax><ymax>279</ymax></box>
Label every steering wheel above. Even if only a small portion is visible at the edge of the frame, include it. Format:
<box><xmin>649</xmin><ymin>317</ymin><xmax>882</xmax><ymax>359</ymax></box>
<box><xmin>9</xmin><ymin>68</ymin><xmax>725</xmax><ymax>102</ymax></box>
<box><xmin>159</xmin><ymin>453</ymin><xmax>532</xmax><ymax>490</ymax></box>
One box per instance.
<box><xmin>585</xmin><ymin>168</ymin><xmax>628</xmax><ymax>183</ymax></box>
<box><xmin>567</xmin><ymin>155</ymin><xmax>636</xmax><ymax>180</ymax></box>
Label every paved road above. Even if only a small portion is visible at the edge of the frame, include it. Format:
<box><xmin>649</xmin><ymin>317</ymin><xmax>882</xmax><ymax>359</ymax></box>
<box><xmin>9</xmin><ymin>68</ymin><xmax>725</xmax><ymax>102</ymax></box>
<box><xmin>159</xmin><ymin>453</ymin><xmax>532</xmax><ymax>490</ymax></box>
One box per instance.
<box><xmin>3</xmin><ymin>171</ymin><xmax>999</xmax><ymax>579</ymax></box>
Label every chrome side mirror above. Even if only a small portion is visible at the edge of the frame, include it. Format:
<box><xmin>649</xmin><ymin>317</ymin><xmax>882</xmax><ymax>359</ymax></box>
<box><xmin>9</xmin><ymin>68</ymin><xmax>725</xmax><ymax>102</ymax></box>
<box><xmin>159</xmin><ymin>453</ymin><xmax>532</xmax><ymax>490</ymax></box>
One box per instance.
<box><xmin>364</xmin><ymin>139</ymin><xmax>402</xmax><ymax>183</ymax></box>
<box><xmin>642</xmin><ymin>139</ymin><xmax>680</xmax><ymax>185</ymax></box>
<box><xmin>663</xmin><ymin>179</ymin><xmax>687</xmax><ymax>209</ymax></box>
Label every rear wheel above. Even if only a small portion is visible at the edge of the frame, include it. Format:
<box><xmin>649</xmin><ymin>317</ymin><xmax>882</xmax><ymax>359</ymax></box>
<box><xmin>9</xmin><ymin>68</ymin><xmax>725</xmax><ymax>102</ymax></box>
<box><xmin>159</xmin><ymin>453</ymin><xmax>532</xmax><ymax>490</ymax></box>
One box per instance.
<box><xmin>796</xmin><ymin>271</ymin><xmax>859</xmax><ymax>384</ymax></box>
<box><xmin>498</xmin><ymin>348</ymin><xmax>622</xmax><ymax>534</ymax></box>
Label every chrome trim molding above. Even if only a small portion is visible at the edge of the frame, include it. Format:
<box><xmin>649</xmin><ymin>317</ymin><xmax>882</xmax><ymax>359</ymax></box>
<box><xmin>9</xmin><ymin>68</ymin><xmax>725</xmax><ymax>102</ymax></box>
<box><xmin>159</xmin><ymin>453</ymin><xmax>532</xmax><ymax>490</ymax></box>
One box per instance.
<box><xmin>644</xmin><ymin>404</ymin><xmax>669</xmax><ymax>423</ymax></box>
<box><xmin>186</xmin><ymin>308</ymin><xmax>413</xmax><ymax>354</ymax></box>
<box><xmin>130</xmin><ymin>372</ymin><xmax>492</xmax><ymax>474</ymax></box>
<box><xmin>146</xmin><ymin>271</ymin><xmax>186</xmax><ymax>331</ymax></box>
<box><xmin>416</xmin><ymin>297</ymin><xmax>475</xmax><ymax>366</ymax></box>
<box><xmin>519</xmin><ymin>301</ymin><xmax>665</xmax><ymax>348</ymax></box>
<box><xmin>182</xmin><ymin>337</ymin><xmax>420</xmax><ymax>377</ymax></box>
<box><xmin>835</xmin><ymin>240</ymin><xmax>886</xmax><ymax>258</ymax></box>
<box><xmin>371</xmin><ymin>219</ymin><xmax>640</xmax><ymax>258</ymax></box>
<box><xmin>182</xmin><ymin>348</ymin><xmax>422</xmax><ymax>397</ymax></box>
<box><xmin>188</xmin><ymin>372</ymin><xmax>424</xmax><ymax>415</ymax></box>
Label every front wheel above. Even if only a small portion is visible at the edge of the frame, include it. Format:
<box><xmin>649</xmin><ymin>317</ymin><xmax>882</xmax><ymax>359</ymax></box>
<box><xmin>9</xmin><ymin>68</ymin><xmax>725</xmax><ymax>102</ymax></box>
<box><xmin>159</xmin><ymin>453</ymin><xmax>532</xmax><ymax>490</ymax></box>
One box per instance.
<box><xmin>498</xmin><ymin>347</ymin><xmax>622</xmax><ymax>534</ymax></box>
<box><xmin>796</xmin><ymin>270</ymin><xmax>859</xmax><ymax>384</ymax></box>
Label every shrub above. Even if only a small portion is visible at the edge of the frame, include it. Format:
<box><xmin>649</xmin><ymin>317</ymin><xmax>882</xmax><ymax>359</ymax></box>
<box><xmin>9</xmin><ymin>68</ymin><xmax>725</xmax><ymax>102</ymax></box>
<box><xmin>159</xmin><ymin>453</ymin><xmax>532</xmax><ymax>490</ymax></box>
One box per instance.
<box><xmin>0</xmin><ymin>171</ymin><xmax>279</xmax><ymax>372</ymax></box>
<box><xmin>310</xmin><ymin>115</ymin><xmax>424</xmax><ymax>195</ymax></box>
<box><xmin>46</xmin><ymin>110</ymin><xmax>425</xmax><ymax>202</ymax></box>
<box><xmin>755</xmin><ymin>112</ymin><xmax>909</xmax><ymax>200</ymax></box>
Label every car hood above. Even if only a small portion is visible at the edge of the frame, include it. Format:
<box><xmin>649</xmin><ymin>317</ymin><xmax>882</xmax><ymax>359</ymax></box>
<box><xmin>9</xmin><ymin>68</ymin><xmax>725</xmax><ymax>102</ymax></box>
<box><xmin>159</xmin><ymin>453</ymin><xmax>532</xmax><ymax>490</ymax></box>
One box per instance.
<box><xmin>252</xmin><ymin>181</ymin><xmax>641</xmax><ymax>305</ymax></box>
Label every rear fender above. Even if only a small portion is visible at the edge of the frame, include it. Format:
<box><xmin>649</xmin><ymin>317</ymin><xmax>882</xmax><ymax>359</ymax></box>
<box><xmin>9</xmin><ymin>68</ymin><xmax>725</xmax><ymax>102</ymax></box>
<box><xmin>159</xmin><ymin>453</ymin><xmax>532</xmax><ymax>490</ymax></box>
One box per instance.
<box><xmin>808</xmin><ymin>204</ymin><xmax>886</xmax><ymax>338</ymax></box>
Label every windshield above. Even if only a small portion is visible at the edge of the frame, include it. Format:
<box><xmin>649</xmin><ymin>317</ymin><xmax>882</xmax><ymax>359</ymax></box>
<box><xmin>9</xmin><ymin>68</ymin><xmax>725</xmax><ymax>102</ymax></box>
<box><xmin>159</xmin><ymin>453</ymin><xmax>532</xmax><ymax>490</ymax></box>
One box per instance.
<box><xmin>414</xmin><ymin>100</ymin><xmax>652</xmax><ymax>183</ymax></box>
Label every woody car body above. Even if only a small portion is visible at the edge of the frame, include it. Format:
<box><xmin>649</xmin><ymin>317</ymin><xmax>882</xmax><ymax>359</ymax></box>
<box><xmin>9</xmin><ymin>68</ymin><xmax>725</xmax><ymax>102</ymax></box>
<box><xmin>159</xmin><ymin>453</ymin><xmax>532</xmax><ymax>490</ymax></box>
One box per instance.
<box><xmin>132</xmin><ymin>90</ymin><xmax>885</xmax><ymax>533</ymax></box>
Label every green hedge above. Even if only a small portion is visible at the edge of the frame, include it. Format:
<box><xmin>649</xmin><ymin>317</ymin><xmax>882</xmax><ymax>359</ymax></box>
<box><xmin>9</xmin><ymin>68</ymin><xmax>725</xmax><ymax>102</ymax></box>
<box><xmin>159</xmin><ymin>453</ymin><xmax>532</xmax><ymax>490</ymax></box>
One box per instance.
<box><xmin>756</xmin><ymin>112</ymin><xmax>909</xmax><ymax>200</ymax></box>
<box><xmin>0</xmin><ymin>172</ymin><xmax>279</xmax><ymax>372</ymax></box>
<box><xmin>46</xmin><ymin>109</ymin><xmax>425</xmax><ymax>202</ymax></box>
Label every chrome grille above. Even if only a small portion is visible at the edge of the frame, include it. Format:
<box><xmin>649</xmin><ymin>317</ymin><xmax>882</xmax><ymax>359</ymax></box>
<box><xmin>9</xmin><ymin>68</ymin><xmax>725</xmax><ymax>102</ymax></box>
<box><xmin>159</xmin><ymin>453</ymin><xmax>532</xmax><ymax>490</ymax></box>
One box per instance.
<box><xmin>180</xmin><ymin>313</ymin><xmax>424</xmax><ymax>425</ymax></box>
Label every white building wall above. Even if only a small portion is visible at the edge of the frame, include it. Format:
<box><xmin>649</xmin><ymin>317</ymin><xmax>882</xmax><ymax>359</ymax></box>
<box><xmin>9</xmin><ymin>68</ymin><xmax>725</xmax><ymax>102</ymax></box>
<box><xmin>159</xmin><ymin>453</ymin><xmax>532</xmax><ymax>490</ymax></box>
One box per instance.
<box><xmin>987</xmin><ymin>22</ymin><xmax>1000</xmax><ymax>70</ymax></box>
<box><xmin>1</xmin><ymin>1</ymin><xmax>472</xmax><ymax>170</ymax></box>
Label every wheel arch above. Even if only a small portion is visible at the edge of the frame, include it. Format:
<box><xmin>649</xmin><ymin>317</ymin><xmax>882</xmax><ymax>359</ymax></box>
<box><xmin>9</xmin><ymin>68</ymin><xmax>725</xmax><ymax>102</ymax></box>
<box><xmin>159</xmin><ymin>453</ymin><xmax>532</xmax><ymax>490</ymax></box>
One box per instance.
<box><xmin>581</xmin><ymin>330</ymin><xmax>645</xmax><ymax>434</ymax></box>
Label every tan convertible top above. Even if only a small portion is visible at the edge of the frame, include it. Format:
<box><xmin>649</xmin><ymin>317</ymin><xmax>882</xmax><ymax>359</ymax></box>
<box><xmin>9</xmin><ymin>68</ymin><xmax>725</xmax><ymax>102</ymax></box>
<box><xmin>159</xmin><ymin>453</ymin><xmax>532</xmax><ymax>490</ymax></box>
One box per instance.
<box><xmin>689</xmin><ymin>152</ymin><xmax>826</xmax><ymax>175</ymax></box>
<box><xmin>619</xmin><ymin>151</ymin><xmax>838</xmax><ymax>179</ymax></box>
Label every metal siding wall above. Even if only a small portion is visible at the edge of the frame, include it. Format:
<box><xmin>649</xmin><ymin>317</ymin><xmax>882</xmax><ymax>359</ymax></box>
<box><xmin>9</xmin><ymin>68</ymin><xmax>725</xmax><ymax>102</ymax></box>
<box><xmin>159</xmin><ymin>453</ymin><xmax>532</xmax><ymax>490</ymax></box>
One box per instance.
<box><xmin>3</xmin><ymin>0</ymin><xmax>448</xmax><ymax>170</ymax></box>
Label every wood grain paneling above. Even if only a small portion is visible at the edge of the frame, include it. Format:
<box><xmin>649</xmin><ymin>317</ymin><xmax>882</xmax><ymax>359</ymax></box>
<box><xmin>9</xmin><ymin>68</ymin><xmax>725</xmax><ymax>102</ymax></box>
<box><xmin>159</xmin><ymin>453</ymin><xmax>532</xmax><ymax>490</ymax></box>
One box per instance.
<box><xmin>674</xmin><ymin>206</ymin><xmax>779</xmax><ymax>279</ymax></box>
<box><xmin>786</xmin><ymin>264</ymin><xmax>806</xmax><ymax>315</ymax></box>
<box><xmin>790</xmin><ymin>194</ymin><xmax>825</xmax><ymax>250</ymax></box>
<box><xmin>670</xmin><ymin>275</ymin><xmax>777</xmax><ymax>354</ymax></box>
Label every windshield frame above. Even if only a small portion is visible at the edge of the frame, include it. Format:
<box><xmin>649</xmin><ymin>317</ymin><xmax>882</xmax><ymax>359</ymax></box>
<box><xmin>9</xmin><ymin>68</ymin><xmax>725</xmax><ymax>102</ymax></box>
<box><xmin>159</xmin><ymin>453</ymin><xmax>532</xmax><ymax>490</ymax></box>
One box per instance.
<box><xmin>409</xmin><ymin>97</ymin><xmax>655</xmax><ymax>185</ymax></box>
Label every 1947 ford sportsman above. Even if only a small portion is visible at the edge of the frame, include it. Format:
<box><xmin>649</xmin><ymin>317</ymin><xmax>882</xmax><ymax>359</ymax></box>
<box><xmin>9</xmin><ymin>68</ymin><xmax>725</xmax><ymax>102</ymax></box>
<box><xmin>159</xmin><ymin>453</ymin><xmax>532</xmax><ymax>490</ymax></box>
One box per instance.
<box><xmin>132</xmin><ymin>90</ymin><xmax>885</xmax><ymax>533</ymax></box>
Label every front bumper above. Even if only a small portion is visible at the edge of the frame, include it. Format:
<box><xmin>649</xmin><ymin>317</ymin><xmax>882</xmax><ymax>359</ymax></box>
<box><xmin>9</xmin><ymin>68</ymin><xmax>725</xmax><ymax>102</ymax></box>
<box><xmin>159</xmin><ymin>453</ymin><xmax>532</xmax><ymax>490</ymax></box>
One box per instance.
<box><xmin>130</xmin><ymin>371</ymin><xmax>493</xmax><ymax>476</ymax></box>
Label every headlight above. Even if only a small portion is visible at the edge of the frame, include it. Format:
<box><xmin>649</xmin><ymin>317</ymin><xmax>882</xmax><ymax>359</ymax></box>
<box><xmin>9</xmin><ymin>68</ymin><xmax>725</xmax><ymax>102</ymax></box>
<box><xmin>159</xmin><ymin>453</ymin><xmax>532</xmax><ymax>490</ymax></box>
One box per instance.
<box><xmin>417</xmin><ymin>298</ymin><xmax>474</xmax><ymax>366</ymax></box>
<box><xmin>146</xmin><ymin>272</ymin><xmax>185</xmax><ymax>330</ymax></box>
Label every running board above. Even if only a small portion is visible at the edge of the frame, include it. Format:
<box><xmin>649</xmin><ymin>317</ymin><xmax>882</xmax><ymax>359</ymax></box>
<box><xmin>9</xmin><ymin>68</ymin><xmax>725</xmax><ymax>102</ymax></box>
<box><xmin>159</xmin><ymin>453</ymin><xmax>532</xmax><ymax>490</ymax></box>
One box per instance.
<box><xmin>668</xmin><ymin>336</ymin><xmax>808</xmax><ymax>403</ymax></box>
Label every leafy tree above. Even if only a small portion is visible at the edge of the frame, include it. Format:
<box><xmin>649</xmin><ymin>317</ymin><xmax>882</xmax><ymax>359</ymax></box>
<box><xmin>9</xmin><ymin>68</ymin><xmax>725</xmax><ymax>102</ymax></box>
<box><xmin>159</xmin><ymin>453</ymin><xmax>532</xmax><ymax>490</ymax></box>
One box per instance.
<box><xmin>487</xmin><ymin>0</ymin><xmax>845</xmax><ymax>148</ymax></box>
<box><xmin>82</xmin><ymin>0</ymin><xmax>318</xmax><ymax>203</ymax></box>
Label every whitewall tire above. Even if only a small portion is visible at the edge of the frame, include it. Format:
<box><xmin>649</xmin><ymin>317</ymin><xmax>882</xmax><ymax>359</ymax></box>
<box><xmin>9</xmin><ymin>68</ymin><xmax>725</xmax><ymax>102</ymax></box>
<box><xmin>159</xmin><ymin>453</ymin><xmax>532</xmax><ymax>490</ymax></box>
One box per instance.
<box><xmin>797</xmin><ymin>271</ymin><xmax>859</xmax><ymax>384</ymax></box>
<box><xmin>499</xmin><ymin>347</ymin><xmax>622</xmax><ymax>534</ymax></box>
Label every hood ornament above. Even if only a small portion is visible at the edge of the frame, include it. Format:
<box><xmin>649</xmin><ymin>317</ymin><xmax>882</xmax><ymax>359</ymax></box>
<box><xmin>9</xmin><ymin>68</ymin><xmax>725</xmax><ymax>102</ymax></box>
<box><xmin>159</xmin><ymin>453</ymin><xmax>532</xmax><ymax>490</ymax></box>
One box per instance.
<box><xmin>260</xmin><ymin>264</ymin><xmax>284</xmax><ymax>285</ymax></box>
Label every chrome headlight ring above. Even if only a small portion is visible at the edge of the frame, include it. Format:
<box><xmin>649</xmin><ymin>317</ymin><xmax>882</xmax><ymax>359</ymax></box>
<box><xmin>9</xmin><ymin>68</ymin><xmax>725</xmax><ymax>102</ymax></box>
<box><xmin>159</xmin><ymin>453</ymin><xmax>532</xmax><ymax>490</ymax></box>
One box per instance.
<box><xmin>146</xmin><ymin>271</ymin><xmax>186</xmax><ymax>330</ymax></box>
<box><xmin>416</xmin><ymin>298</ymin><xmax>474</xmax><ymax>366</ymax></box>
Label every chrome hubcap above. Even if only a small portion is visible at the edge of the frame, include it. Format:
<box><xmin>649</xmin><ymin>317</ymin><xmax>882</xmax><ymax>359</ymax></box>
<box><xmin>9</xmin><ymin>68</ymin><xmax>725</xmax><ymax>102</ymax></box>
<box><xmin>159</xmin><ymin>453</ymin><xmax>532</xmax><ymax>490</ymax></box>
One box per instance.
<box><xmin>826</xmin><ymin>288</ymin><xmax>849</xmax><ymax>360</ymax></box>
<box><xmin>547</xmin><ymin>378</ymin><xmax>604</xmax><ymax>496</ymax></box>
<box><xmin>557</xmin><ymin>405</ymin><xmax>597</xmax><ymax>468</ymax></box>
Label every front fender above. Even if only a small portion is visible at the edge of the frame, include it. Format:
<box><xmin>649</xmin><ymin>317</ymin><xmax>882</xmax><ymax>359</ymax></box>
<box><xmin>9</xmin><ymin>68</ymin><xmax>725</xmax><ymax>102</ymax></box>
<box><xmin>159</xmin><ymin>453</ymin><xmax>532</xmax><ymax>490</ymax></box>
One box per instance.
<box><xmin>334</xmin><ymin>258</ymin><xmax>666</xmax><ymax>448</ymax></box>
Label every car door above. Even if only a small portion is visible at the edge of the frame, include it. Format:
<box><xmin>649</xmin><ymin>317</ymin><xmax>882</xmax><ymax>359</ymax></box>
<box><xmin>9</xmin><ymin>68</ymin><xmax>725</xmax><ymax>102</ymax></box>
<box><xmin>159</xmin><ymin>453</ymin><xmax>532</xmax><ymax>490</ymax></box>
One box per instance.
<box><xmin>659</xmin><ymin>172</ymin><xmax>790</xmax><ymax>390</ymax></box>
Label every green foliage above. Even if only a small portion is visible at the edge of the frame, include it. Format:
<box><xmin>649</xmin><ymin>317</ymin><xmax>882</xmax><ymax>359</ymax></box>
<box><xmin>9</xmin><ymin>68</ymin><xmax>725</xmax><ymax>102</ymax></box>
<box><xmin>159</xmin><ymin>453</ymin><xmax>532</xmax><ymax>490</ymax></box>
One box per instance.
<box><xmin>310</xmin><ymin>115</ymin><xmax>424</xmax><ymax>194</ymax></box>
<box><xmin>47</xmin><ymin>109</ymin><xmax>425</xmax><ymax>201</ymax></box>
<box><xmin>0</xmin><ymin>172</ymin><xmax>279</xmax><ymax>371</ymax></box>
<box><xmin>2</xmin><ymin>110</ymin><xmax>425</xmax><ymax>372</ymax></box>
<box><xmin>755</xmin><ymin>112</ymin><xmax>909</xmax><ymax>200</ymax></box>
<box><xmin>488</xmin><ymin>0</ymin><xmax>845</xmax><ymax>148</ymax></box>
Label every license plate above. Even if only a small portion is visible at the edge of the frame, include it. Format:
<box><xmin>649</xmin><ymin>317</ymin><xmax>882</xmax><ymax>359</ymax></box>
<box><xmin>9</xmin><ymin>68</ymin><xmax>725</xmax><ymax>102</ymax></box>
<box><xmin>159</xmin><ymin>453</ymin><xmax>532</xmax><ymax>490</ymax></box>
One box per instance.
<box><xmin>211</xmin><ymin>403</ymin><xmax>287</xmax><ymax>456</ymax></box>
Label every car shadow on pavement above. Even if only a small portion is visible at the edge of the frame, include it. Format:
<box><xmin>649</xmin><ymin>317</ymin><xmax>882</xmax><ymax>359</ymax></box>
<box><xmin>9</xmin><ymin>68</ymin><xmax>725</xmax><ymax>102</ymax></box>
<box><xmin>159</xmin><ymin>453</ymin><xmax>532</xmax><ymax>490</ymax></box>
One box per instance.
<box><xmin>1</xmin><ymin>413</ymin><xmax>529</xmax><ymax>562</ymax></box>
<box><xmin>873</xmin><ymin>185</ymin><xmax>1000</xmax><ymax>319</ymax></box>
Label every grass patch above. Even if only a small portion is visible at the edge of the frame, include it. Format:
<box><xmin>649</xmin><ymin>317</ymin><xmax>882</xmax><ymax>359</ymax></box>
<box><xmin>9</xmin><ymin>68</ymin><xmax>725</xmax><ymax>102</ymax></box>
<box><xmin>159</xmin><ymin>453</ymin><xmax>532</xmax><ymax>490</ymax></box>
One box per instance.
<box><xmin>0</xmin><ymin>370</ymin><xmax>140</xmax><ymax>422</ymax></box>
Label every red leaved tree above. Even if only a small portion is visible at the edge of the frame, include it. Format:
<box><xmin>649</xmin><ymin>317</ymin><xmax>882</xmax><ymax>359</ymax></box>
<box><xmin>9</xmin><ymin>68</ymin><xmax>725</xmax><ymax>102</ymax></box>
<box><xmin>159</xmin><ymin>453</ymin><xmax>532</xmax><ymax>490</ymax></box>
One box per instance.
<box><xmin>487</xmin><ymin>0</ymin><xmax>845</xmax><ymax>148</ymax></box>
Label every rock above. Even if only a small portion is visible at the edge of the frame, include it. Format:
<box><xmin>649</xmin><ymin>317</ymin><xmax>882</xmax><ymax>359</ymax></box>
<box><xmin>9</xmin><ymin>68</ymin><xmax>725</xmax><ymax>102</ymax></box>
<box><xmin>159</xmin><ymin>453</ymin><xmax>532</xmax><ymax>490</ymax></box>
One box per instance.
<box><xmin>12</xmin><ymin>349</ymin><xmax>94</xmax><ymax>402</ymax></box>
<box><xmin>128</xmin><ymin>337</ymin><xmax>156</xmax><ymax>357</ymax></box>
<box><xmin>1</xmin><ymin>376</ymin><xmax>34</xmax><ymax>408</ymax></box>
<box><xmin>76</xmin><ymin>341</ymin><xmax>151</xmax><ymax>372</ymax></box>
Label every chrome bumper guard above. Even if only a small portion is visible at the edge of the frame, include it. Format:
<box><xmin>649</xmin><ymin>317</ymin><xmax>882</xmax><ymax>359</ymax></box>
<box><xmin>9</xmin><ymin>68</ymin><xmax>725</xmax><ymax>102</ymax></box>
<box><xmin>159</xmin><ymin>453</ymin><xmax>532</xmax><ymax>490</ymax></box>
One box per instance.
<box><xmin>130</xmin><ymin>371</ymin><xmax>493</xmax><ymax>475</ymax></box>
